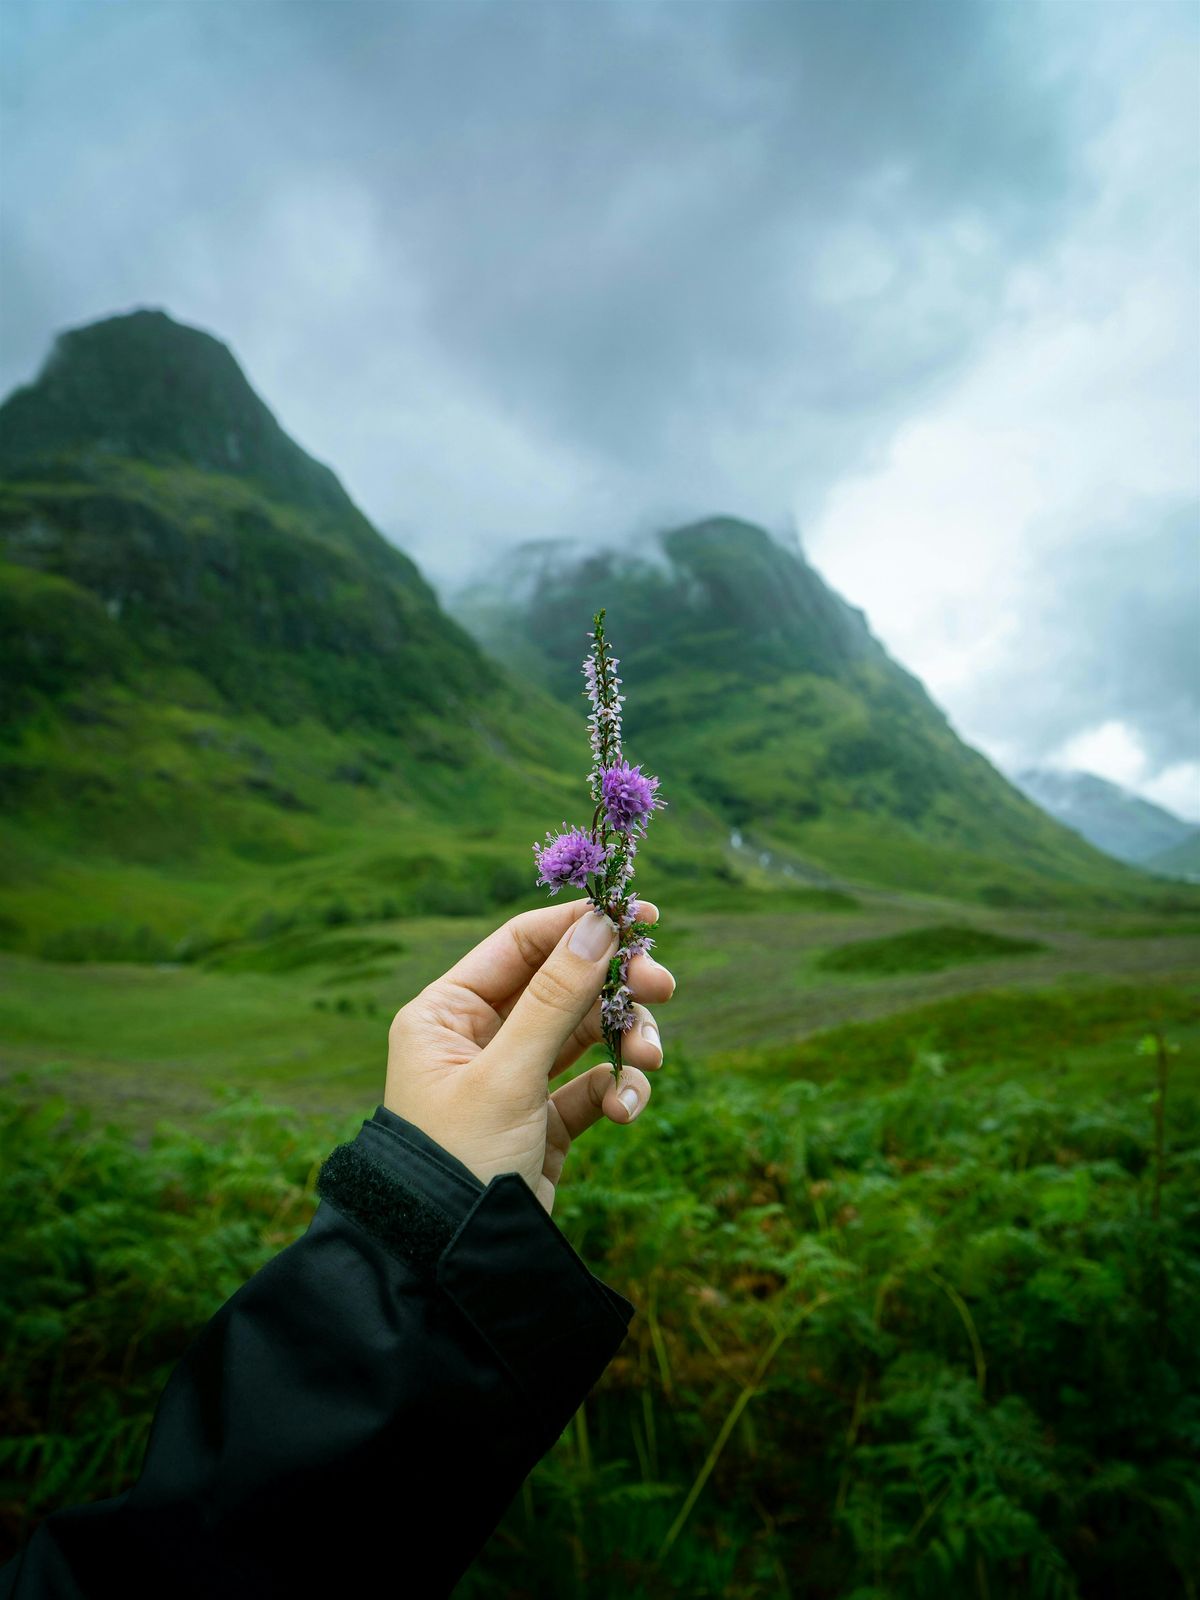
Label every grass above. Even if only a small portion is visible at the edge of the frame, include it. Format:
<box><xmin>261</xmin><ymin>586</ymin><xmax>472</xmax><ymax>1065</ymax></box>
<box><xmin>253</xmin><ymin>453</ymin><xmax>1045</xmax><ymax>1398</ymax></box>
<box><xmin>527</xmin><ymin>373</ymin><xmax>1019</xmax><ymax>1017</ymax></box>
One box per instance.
<box><xmin>815</xmin><ymin>923</ymin><xmax>1046</xmax><ymax>976</ymax></box>
<box><xmin>2</xmin><ymin>897</ymin><xmax>1199</xmax><ymax>1129</ymax></box>
<box><xmin>716</xmin><ymin>979</ymin><xmax>1200</xmax><ymax>1090</ymax></box>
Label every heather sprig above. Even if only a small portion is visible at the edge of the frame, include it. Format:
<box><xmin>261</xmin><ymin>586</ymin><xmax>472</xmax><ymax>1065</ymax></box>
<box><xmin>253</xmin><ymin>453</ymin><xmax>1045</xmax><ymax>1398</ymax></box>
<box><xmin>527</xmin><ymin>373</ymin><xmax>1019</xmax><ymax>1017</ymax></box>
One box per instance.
<box><xmin>531</xmin><ymin>608</ymin><xmax>666</xmax><ymax>1081</ymax></box>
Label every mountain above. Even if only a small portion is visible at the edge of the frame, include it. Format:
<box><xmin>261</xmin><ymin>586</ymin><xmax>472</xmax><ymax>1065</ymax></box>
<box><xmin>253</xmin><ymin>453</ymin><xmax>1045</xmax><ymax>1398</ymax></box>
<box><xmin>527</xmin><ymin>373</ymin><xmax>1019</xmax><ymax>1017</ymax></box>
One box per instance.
<box><xmin>0</xmin><ymin>309</ymin><xmax>482</xmax><ymax>731</ymax></box>
<box><xmin>1013</xmin><ymin>768</ymin><xmax>1198</xmax><ymax>870</ymax></box>
<box><xmin>0</xmin><ymin>310</ymin><xmax>722</xmax><ymax>959</ymax></box>
<box><xmin>0</xmin><ymin>308</ymin><xmax>387</xmax><ymax>567</ymax></box>
<box><xmin>449</xmin><ymin>520</ymin><xmax>1162</xmax><ymax>906</ymax></box>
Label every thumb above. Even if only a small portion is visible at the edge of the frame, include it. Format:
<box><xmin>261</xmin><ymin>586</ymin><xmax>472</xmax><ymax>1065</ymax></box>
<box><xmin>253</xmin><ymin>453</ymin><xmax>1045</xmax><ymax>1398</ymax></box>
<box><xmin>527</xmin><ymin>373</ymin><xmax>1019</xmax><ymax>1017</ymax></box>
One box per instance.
<box><xmin>482</xmin><ymin>907</ymin><xmax>618</xmax><ymax>1093</ymax></box>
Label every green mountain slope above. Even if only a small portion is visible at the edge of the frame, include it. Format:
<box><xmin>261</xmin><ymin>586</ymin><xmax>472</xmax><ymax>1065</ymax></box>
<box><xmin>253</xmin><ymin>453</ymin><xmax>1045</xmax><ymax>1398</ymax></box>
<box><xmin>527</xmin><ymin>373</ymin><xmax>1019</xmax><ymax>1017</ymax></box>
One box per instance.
<box><xmin>0</xmin><ymin>312</ymin><xmax>725</xmax><ymax>958</ymax></box>
<box><xmin>450</xmin><ymin>519</ymin><xmax>1171</xmax><ymax>906</ymax></box>
<box><xmin>1146</xmin><ymin>829</ymin><xmax>1200</xmax><ymax>881</ymax></box>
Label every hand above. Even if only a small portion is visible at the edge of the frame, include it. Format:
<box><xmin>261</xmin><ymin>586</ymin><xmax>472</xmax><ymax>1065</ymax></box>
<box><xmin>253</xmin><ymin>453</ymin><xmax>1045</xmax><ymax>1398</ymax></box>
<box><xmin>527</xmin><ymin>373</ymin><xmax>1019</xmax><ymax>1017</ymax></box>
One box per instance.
<box><xmin>384</xmin><ymin>895</ymin><xmax>676</xmax><ymax>1213</ymax></box>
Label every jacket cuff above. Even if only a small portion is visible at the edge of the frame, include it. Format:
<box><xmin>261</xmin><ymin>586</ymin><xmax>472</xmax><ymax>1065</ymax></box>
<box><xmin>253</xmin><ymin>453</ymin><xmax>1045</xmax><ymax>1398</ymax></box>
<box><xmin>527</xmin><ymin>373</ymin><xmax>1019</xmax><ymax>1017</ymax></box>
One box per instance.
<box><xmin>316</xmin><ymin>1106</ymin><xmax>635</xmax><ymax>1439</ymax></box>
<box><xmin>314</xmin><ymin>1105</ymin><xmax>485</xmax><ymax>1278</ymax></box>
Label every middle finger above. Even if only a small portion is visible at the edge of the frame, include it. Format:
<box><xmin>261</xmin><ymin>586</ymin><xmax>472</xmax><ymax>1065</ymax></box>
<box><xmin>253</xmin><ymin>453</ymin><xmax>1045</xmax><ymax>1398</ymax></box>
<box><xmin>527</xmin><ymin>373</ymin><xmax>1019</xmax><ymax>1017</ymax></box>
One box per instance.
<box><xmin>625</xmin><ymin>950</ymin><xmax>676</xmax><ymax>1002</ymax></box>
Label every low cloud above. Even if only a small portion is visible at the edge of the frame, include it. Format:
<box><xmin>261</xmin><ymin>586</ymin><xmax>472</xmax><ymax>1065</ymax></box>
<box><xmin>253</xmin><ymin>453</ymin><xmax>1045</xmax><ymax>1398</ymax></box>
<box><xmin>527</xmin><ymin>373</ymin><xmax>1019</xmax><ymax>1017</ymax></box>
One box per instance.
<box><xmin>806</xmin><ymin>13</ymin><xmax>1198</xmax><ymax>809</ymax></box>
<box><xmin>0</xmin><ymin>0</ymin><xmax>1094</xmax><ymax>557</ymax></box>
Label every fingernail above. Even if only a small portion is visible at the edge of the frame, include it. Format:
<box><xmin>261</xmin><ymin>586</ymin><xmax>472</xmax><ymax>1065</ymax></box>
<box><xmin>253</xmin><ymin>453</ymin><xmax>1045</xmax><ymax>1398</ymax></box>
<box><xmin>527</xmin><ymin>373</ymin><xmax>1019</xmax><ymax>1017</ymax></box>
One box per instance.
<box><xmin>646</xmin><ymin>956</ymin><xmax>676</xmax><ymax>996</ymax></box>
<box><xmin>569</xmin><ymin>909</ymin><xmax>617</xmax><ymax>960</ymax></box>
<box><xmin>619</xmin><ymin>1087</ymin><xmax>640</xmax><ymax>1120</ymax></box>
<box><xmin>640</xmin><ymin>1018</ymin><xmax>661</xmax><ymax>1051</ymax></box>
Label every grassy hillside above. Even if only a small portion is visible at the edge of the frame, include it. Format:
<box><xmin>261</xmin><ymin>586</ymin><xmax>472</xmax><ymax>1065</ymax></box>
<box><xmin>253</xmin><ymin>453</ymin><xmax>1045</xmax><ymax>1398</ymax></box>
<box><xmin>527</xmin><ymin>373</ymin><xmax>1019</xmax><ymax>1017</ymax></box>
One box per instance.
<box><xmin>1147</xmin><ymin>830</ymin><xmax>1200</xmax><ymax>882</ymax></box>
<box><xmin>2</xmin><ymin>314</ymin><xmax>1190</xmax><ymax>958</ymax></box>
<box><xmin>451</xmin><ymin>520</ymin><xmax>1183</xmax><ymax>910</ymax></box>
<box><xmin>0</xmin><ymin>590</ymin><xmax>743</xmax><ymax>962</ymax></box>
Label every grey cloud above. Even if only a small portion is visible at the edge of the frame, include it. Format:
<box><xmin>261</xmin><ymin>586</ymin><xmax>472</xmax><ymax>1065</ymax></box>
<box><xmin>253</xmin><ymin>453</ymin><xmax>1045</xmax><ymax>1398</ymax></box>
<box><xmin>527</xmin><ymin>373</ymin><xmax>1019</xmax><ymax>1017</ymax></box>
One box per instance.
<box><xmin>3</xmin><ymin>0</ymin><xmax>1092</xmax><ymax>531</ymax></box>
<box><xmin>311</xmin><ymin>0</ymin><xmax>1086</xmax><ymax>462</ymax></box>
<box><xmin>957</xmin><ymin>496</ymin><xmax>1200</xmax><ymax>771</ymax></box>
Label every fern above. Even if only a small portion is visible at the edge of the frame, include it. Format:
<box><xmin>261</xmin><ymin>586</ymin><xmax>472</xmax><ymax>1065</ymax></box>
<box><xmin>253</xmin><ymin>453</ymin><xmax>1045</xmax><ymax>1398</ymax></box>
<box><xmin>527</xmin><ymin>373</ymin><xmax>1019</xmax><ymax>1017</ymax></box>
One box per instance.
<box><xmin>3</xmin><ymin>1006</ymin><xmax>1198</xmax><ymax>1597</ymax></box>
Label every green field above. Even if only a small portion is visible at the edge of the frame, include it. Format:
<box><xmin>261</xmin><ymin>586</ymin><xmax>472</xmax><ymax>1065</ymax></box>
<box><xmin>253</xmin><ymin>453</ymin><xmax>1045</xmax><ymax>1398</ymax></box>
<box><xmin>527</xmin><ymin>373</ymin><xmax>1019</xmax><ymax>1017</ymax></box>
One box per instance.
<box><xmin>2</xmin><ymin>896</ymin><xmax>1198</xmax><ymax>1597</ymax></box>
<box><xmin>2</xmin><ymin>892</ymin><xmax>1195</xmax><ymax>1126</ymax></box>
<box><xmin>814</xmin><ymin>924</ymin><xmax>1047</xmax><ymax>976</ymax></box>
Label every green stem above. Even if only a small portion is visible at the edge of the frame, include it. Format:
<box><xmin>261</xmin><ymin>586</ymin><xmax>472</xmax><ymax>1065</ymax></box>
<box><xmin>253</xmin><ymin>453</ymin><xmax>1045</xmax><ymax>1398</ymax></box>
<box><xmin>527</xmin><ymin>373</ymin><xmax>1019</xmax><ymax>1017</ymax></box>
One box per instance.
<box><xmin>588</xmin><ymin>609</ymin><xmax>629</xmax><ymax>1082</ymax></box>
<box><xmin>654</xmin><ymin>1293</ymin><xmax>835</xmax><ymax>1564</ymax></box>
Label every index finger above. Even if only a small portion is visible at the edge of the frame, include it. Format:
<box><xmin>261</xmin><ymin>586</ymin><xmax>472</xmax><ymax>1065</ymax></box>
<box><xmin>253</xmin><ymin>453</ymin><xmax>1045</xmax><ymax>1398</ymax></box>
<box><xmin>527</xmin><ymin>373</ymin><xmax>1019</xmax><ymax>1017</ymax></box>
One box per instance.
<box><xmin>441</xmin><ymin>895</ymin><xmax>661</xmax><ymax>1010</ymax></box>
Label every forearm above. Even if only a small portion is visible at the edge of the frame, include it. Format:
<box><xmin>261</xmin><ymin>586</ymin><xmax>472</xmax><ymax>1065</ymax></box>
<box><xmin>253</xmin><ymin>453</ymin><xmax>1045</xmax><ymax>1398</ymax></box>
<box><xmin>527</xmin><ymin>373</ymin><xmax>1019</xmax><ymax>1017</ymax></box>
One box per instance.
<box><xmin>0</xmin><ymin>1108</ymin><xmax>634</xmax><ymax>1599</ymax></box>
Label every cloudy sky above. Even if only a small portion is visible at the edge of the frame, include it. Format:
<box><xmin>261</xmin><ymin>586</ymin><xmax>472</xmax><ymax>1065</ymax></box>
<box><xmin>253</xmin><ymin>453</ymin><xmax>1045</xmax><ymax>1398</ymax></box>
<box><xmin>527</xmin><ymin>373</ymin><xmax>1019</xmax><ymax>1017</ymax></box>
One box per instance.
<box><xmin>2</xmin><ymin>0</ymin><xmax>1197</xmax><ymax>817</ymax></box>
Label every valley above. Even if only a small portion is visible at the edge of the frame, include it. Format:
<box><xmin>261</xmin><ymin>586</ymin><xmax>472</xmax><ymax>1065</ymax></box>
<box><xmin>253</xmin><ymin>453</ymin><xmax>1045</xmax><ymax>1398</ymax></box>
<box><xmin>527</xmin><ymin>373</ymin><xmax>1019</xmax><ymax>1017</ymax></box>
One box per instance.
<box><xmin>3</xmin><ymin>891</ymin><xmax>1195</xmax><ymax>1133</ymax></box>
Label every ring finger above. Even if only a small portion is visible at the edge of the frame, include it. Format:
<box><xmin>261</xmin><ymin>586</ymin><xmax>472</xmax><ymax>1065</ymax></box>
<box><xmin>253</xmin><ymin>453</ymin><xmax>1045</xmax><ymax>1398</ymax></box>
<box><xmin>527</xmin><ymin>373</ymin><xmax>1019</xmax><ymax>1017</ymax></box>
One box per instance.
<box><xmin>549</xmin><ymin>1000</ymin><xmax>664</xmax><ymax>1079</ymax></box>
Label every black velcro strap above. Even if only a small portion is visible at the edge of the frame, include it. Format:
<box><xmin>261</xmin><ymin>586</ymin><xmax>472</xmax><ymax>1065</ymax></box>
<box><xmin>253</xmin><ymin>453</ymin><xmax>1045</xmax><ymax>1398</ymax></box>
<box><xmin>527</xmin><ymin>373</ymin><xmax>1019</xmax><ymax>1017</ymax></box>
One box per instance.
<box><xmin>316</xmin><ymin>1142</ymin><xmax>461</xmax><ymax>1277</ymax></box>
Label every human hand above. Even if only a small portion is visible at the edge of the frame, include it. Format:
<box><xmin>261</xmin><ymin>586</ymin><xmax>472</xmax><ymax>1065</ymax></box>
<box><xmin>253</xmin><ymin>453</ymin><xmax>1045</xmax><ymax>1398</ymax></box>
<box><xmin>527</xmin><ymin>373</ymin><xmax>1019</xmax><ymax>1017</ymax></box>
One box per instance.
<box><xmin>384</xmin><ymin>895</ymin><xmax>676</xmax><ymax>1213</ymax></box>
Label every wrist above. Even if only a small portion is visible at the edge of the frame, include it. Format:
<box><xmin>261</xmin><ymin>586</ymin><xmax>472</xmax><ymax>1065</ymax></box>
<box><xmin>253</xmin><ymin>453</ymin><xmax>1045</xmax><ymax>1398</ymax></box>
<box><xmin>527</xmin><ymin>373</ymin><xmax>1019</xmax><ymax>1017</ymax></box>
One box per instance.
<box><xmin>381</xmin><ymin>1091</ymin><xmax>548</xmax><ymax>1199</ymax></box>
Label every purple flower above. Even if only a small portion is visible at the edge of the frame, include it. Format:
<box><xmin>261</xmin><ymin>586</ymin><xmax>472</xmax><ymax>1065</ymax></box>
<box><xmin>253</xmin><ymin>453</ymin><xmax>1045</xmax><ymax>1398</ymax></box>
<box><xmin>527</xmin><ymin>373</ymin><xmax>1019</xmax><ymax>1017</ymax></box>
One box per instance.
<box><xmin>600</xmin><ymin>761</ymin><xmax>664</xmax><ymax>836</ymax></box>
<box><xmin>532</xmin><ymin>827</ymin><xmax>609</xmax><ymax>894</ymax></box>
<box><xmin>601</xmin><ymin>983</ymin><xmax>635</xmax><ymax>1034</ymax></box>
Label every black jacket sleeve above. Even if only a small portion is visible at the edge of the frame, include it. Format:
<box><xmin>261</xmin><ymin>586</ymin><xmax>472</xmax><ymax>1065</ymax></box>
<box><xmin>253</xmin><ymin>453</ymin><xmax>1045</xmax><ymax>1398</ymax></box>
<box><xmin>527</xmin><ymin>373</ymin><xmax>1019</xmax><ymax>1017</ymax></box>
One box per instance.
<box><xmin>0</xmin><ymin>1105</ymin><xmax>635</xmax><ymax>1599</ymax></box>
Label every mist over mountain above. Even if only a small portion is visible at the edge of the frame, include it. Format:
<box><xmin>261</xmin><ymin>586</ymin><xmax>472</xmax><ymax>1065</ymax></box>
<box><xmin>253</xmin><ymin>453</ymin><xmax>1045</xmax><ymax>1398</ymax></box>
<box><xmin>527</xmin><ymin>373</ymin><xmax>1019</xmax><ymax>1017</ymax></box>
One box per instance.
<box><xmin>1014</xmin><ymin>767</ymin><xmax>1199</xmax><ymax>877</ymax></box>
